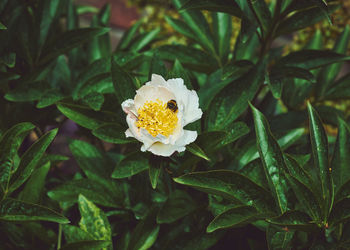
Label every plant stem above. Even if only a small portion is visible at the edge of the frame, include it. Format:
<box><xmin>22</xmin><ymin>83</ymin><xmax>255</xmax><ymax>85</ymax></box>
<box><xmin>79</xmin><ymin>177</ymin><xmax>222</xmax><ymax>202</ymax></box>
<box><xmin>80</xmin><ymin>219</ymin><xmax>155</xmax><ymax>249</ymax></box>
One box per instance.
<box><xmin>57</xmin><ymin>223</ymin><xmax>62</xmax><ymax>250</ymax></box>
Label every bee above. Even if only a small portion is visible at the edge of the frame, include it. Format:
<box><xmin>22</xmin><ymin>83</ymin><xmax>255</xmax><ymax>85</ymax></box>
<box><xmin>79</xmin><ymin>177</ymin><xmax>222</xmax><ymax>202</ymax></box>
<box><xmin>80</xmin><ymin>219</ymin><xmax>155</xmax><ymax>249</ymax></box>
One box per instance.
<box><xmin>166</xmin><ymin>99</ymin><xmax>178</xmax><ymax>113</ymax></box>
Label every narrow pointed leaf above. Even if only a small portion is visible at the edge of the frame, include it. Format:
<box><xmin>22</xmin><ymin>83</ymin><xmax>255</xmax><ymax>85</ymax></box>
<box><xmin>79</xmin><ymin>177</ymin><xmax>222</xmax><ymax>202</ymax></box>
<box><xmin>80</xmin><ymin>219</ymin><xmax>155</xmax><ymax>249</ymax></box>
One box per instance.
<box><xmin>0</xmin><ymin>198</ymin><xmax>69</xmax><ymax>223</ymax></box>
<box><xmin>250</xmin><ymin>104</ymin><xmax>288</xmax><ymax>214</ymax></box>
<box><xmin>174</xmin><ymin>170</ymin><xmax>277</xmax><ymax>214</ymax></box>
<box><xmin>92</xmin><ymin>123</ymin><xmax>135</xmax><ymax>144</ymax></box>
<box><xmin>307</xmin><ymin>102</ymin><xmax>332</xmax><ymax>219</ymax></box>
<box><xmin>248</xmin><ymin>0</ymin><xmax>272</xmax><ymax>35</ymax></box>
<box><xmin>267</xmin><ymin>210</ymin><xmax>317</xmax><ymax>231</ymax></box>
<box><xmin>61</xmin><ymin>240</ymin><xmax>111</xmax><ymax>250</ymax></box>
<box><xmin>179</xmin><ymin>0</ymin><xmax>243</xmax><ymax>17</ymax></box>
<box><xmin>332</xmin><ymin>118</ymin><xmax>350</xmax><ymax>192</ymax></box>
<box><xmin>9</xmin><ymin>128</ymin><xmax>58</xmax><ymax>192</ymax></box>
<box><xmin>187</xmin><ymin>143</ymin><xmax>210</xmax><ymax>161</ymax></box>
<box><xmin>207</xmin><ymin>205</ymin><xmax>259</xmax><ymax>233</ymax></box>
<box><xmin>116</xmin><ymin>19</ymin><xmax>142</xmax><ymax>51</ymax></box>
<box><xmin>112</xmin><ymin>152</ymin><xmax>149</xmax><ymax>179</ymax></box>
<box><xmin>149</xmin><ymin>156</ymin><xmax>163</xmax><ymax>189</ymax></box>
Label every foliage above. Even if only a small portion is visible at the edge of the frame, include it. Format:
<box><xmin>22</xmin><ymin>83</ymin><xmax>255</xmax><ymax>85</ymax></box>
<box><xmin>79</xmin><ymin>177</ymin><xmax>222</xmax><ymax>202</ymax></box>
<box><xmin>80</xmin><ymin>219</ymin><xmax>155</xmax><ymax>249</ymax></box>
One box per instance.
<box><xmin>1</xmin><ymin>0</ymin><xmax>350</xmax><ymax>249</ymax></box>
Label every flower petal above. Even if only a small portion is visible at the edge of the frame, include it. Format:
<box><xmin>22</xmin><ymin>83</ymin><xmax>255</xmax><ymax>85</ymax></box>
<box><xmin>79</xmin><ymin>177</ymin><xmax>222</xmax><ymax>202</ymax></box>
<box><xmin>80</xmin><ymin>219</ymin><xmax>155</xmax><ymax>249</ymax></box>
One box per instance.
<box><xmin>175</xmin><ymin>130</ymin><xmax>198</xmax><ymax>147</ymax></box>
<box><xmin>148</xmin><ymin>142</ymin><xmax>185</xmax><ymax>157</ymax></box>
<box><xmin>134</xmin><ymin>85</ymin><xmax>175</xmax><ymax>110</ymax></box>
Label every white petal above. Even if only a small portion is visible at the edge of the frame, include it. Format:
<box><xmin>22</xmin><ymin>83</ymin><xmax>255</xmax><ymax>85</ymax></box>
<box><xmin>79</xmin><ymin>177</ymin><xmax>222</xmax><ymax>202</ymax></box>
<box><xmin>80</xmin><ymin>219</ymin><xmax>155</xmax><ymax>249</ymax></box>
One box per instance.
<box><xmin>175</xmin><ymin>130</ymin><xmax>197</xmax><ymax>146</ymax></box>
<box><xmin>121</xmin><ymin>99</ymin><xmax>136</xmax><ymax>115</ymax></box>
<box><xmin>150</xmin><ymin>74</ymin><xmax>167</xmax><ymax>86</ymax></box>
<box><xmin>126</xmin><ymin>116</ymin><xmax>155</xmax><ymax>149</ymax></box>
<box><xmin>148</xmin><ymin>142</ymin><xmax>186</xmax><ymax>157</ymax></box>
<box><xmin>165</xmin><ymin>78</ymin><xmax>202</xmax><ymax>126</ymax></box>
<box><xmin>125</xmin><ymin>129</ymin><xmax>134</xmax><ymax>138</ymax></box>
<box><xmin>134</xmin><ymin>85</ymin><xmax>175</xmax><ymax>110</ymax></box>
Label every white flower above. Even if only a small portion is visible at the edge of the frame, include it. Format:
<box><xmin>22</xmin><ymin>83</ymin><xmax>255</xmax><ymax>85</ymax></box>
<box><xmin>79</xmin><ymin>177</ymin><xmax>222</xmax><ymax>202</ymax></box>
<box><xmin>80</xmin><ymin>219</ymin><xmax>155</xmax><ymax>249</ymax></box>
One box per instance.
<box><xmin>121</xmin><ymin>74</ymin><xmax>202</xmax><ymax>157</ymax></box>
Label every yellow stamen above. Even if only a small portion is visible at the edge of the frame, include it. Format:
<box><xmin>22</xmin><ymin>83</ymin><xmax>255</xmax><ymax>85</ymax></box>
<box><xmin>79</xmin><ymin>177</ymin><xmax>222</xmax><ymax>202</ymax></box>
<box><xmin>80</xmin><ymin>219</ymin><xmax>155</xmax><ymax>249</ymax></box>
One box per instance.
<box><xmin>136</xmin><ymin>99</ymin><xmax>178</xmax><ymax>137</ymax></box>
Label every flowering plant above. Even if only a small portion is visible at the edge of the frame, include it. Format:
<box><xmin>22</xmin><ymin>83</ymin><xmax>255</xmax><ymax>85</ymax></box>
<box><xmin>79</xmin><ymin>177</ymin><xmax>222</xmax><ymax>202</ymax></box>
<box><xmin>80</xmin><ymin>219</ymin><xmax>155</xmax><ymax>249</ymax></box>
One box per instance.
<box><xmin>122</xmin><ymin>74</ymin><xmax>202</xmax><ymax>156</ymax></box>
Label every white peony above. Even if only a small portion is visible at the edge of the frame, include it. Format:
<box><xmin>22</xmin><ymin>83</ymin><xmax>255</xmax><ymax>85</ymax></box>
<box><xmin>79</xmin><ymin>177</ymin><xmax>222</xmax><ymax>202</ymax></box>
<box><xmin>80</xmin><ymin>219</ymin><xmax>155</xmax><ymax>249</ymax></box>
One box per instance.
<box><xmin>121</xmin><ymin>74</ymin><xmax>202</xmax><ymax>157</ymax></box>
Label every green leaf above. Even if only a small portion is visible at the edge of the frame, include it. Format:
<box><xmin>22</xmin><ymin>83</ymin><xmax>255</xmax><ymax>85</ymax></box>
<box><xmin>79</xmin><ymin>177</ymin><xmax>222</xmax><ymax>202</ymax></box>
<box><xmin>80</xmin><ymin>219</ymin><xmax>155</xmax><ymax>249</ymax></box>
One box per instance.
<box><xmin>78</xmin><ymin>195</ymin><xmax>112</xmax><ymax>242</ymax></box>
<box><xmin>179</xmin><ymin>0</ymin><xmax>243</xmax><ymax>17</ymax></box>
<box><xmin>148</xmin><ymin>156</ymin><xmax>163</xmax><ymax>189</ymax></box>
<box><xmin>275</xmin><ymin>4</ymin><xmax>338</xmax><ymax>36</ymax></box>
<box><xmin>266</xmin><ymin>225</ymin><xmax>294</xmax><ymax>250</ymax></box>
<box><xmin>0</xmin><ymin>122</ymin><xmax>34</xmax><ymax>196</ymax></box>
<box><xmin>207</xmin><ymin>60</ymin><xmax>265</xmax><ymax>129</ymax></box>
<box><xmin>332</xmin><ymin>118</ymin><xmax>350</xmax><ymax>192</ymax></box>
<box><xmin>157</xmin><ymin>190</ymin><xmax>196</xmax><ymax>224</ymax></box>
<box><xmin>4</xmin><ymin>81</ymin><xmax>47</xmax><ymax>102</ymax></box>
<box><xmin>127</xmin><ymin>209</ymin><xmax>159</xmax><ymax>250</ymax></box>
<box><xmin>149</xmin><ymin>51</ymin><xmax>167</xmax><ymax>80</ymax></box>
<box><xmin>329</xmin><ymin>198</ymin><xmax>350</xmax><ymax>226</ymax></box>
<box><xmin>57</xmin><ymin>102</ymin><xmax>120</xmax><ymax>130</ymax></box>
<box><xmin>165</xmin><ymin>16</ymin><xmax>198</xmax><ymax>42</ymax></box>
<box><xmin>69</xmin><ymin>139</ymin><xmax>113</xmax><ymax>180</ymax></box>
<box><xmin>63</xmin><ymin>224</ymin><xmax>94</xmax><ymax>244</ymax></box>
<box><xmin>267</xmin><ymin>210</ymin><xmax>317</xmax><ymax>231</ymax></box>
<box><xmin>129</xmin><ymin>27</ymin><xmax>160</xmax><ymax>52</ymax></box>
<box><xmin>0</xmin><ymin>21</ymin><xmax>6</xmax><ymax>30</ymax></box>
<box><xmin>92</xmin><ymin>123</ymin><xmax>135</xmax><ymax>144</ymax></box>
<box><xmin>174</xmin><ymin>170</ymin><xmax>277</xmax><ymax>214</ymax></box>
<box><xmin>278</xmin><ymin>49</ymin><xmax>350</xmax><ymax>70</ymax></box>
<box><xmin>82</xmin><ymin>92</ymin><xmax>105</xmax><ymax>111</ymax></box>
<box><xmin>324</xmin><ymin>72</ymin><xmax>350</xmax><ymax>100</ymax></box>
<box><xmin>307</xmin><ymin>102</ymin><xmax>332</xmax><ymax>221</ymax></box>
<box><xmin>40</xmin><ymin>28</ymin><xmax>110</xmax><ymax>64</ymax></box>
<box><xmin>18</xmin><ymin>162</ymin><xmax>50</xmax><ymax>203</ymax></box>
<box><xmin>0</xmin><ymin>198</ymin><xmax>69</xmax><ymax>223</ymax></box>
<box><xmin>36</xmin><ymin>89</ymin><xmax>65</xmax><ymax>108</ymax></box>
<box><xmin>317</xmin><ymin>25</ymin><xmax>350</xmax><ymax>98</ymax></box>
<box><xmin>250</xmin><ymin>104</ymin><xmax>288</xmax><ymax>214</ymax></box>
<box><xmin>187</xmin><ymin>143</ymin><xmax>210</xmax><ymax>161</ymax></box>
<box><xmin>112</xmin><ymin>152</ymin><xmax>149</xmax><ymax>179</ymax></box>
<box><xmin>111</xmin><ymin>56</ymin><xmax>136</xmax><ymax>105</ymax></box>
<box><xmin>9</xmin><ymin>128</ymin><xmax>58</xmax><ymax>192</ymax></box>
<box><xmin>270</xmin><ymin>66</ymin><xmax>315</xmax><ymax>83</ymax></box>
<box><xmin>61</xmin><ymin>240</ymin><xmax>111</xmax><ymax>250</ymax></box>
<box><xmin>157</xmin><ymin>45</ymin><xmax>217</xmax><ymax>72</ymax></box>
<box><xmin>0</xmin><ymin>53</ymin><xmax>15</xmax><ymax>68</ymax></box>
<box><xmin>248</xmin><ymin>0</ymin><xmax>272</xmax><ymax>36</ymax></box>
<box><xmin>167</xmin><ymin>59</ymin><xmax>193</xmax><ymax>89</ymax></box>
<box><xmin>48</xmin><ymin>178</ymin><xmax>123</xmax><ymax>208</ymax></box>
<box><xmin>116</xmin><ymin>19</ymin><xmax>142</xmax><ymax>51</ymax></box>
<box><xmin>212</xmin><ymin>12</ymin><xmax>232</xmax><ymax>64</ymax></box>
<box><xmin>207</xmin><ymin>205</ymin><xmax>259</xmax><ymax>233</ymax></box>
<box><xmin>221</xmin><ymin>60</ymin><xmax>253</xmax><ymax>80</ymax></box>
<box><xmin>174</xmin><ymin>0</ymin><xmax>215</xmax><ymax>55</ymax></box>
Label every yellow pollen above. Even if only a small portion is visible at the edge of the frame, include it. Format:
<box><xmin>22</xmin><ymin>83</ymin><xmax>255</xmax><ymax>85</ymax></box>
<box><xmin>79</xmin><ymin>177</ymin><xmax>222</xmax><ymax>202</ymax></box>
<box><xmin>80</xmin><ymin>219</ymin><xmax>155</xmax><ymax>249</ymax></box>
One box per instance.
<box><xmin>136</xmin><ymin>99</ymin><xmax>178</xmax><ymax>137</ymax></box>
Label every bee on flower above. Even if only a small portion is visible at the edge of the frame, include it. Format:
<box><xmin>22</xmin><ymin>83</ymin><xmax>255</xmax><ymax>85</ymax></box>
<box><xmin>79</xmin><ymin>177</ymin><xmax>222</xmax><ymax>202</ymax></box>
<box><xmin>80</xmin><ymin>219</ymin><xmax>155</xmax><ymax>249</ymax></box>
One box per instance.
<box><xmin>121</xmin><ymin>74</ymin><xmax>202</xmax><ymax>156</ymax></box>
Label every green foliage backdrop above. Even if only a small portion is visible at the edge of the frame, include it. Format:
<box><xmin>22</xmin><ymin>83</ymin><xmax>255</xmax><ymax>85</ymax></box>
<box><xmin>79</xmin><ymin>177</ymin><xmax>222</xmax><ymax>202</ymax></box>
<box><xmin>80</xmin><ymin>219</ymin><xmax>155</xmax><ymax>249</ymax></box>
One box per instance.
<box><xmin>1</xmin><ymin>0</ymin><xmax>350</xmax><ymax>249</ymax></box>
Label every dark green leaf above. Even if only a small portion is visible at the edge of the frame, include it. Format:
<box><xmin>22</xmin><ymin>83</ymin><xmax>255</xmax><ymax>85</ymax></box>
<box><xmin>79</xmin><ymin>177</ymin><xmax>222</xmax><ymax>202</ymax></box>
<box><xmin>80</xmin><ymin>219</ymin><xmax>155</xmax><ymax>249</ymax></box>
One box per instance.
<box><xmin>324</xmin><ymin>72</ymin><xmax>350</xmax><ymax>99</ymax></box>
<box><xmin>40</xmin><ymin>28</ymin><xmax>110</xmax><ymax>64</ymax></box>
<box><xmin>10</xmin><ymin>128</ymin><xmax>58</xmax><ymax>192</ymax></box>
<box><xmin>0</xmin><ymin>53</ymin><xmax>15</xmax><ymax>67</ymax></box>
<box><xmin>63</xmin><ymin>224</ymin><xmax>94</xmax><ymax>244</ymax></box>
<box><xmin>187</xmin><ymin>143</ymin><xmax>210</xmax><ymax>161</ymax></box>
<box><xmin>250</xmin><ymin>104</ymin><xmax>288</xmax><ymax>214</ymax></box>
<box><xmin>212</xmin><ymin>12</ymin><xmax>232</xmax><ymax>64</ymax></box>
<box><xmin>129</xmin><ymin>28</ymin><xmax>160</xmax><ymax>52</ymax></box>
<box><xmin>111</xmin><ymin>56</ymin><xmax>136</xmax><ymax>105</ymax></box>
<box><xmin>278</xmin><ymin>49</ymin><xmax>350</xmax><ymax>70</ymax></box>
<box><xmin>48</xmin><ymin>178</ymin><xmax>123</xmax><ymax>208</ymax></box>
<box><xmin>127</xmin><ymin>209</ymin><xmax>159</xmax><ymax>250</ymax></box>
<box><xmin>18</xmin><ymin>162</ymin><xmax>50</xmax><ymax>203</ymax></box>
<box><xmin>148</xmin><ymin>156</ymin><xmax>163</xmax><ymax>189</ymax></box>
<box><xmin>179</xmin><ymin>0</ymin><xmax>243</xmax><ymax>17</ymax></box>
<box><xmin>221</xmin><ymin>60</ymin><xmax>253</xmax><ymax>80</ymax></box>
<box><xmin>207</xmin><ymin>205</ymin><xmax>259</xmax><ymax>233</ymax></box>
<box><xmin>174</xmin><ymin>170</ymin><xmax>277</xmax><ymax>214</ymax></box>
<box><xmin>149</xmin><ymin>51</ymin><xmax>167</xmax><ymax>80</ymax></box>
<box><xmin>207</xmin><ymin>60</ymin><xmax>265</xmax><ymax>129</ymax></box>
<box><xmin>0</xmin><ymin>21</ymin><xmax>6</xmax><ymax>30</ymax></box>
<box><xmin>307</xmin><ymin>102</ymin><xmax>332</xmax><ymax>220</ymax></box>
<box><xmin>317</xmin><ymin>25</ymin><xmax>350</xmax><ymax>98</ymax></box>
<box><xmin>78</xmin><ymin>195</ymin><xmax>112</xmax><ymax>242</ymax></box>
<box><xmin>267</xmin><ymin>210</ymin><xmax>317</xmax><ymax>231</ymax></box>
<box><xmin>69</xmin><ymin>139</ymin><xmax>113</xmax><ymax>180</ymax></box>
<box><xmin>112</xmin><ymin>152</ymin><xmax>149</xmax><ymax>179</ymax></box>
<box><xmin>0</xmin><ymin>122</ymin><xmax>34</xmax><ymax>195</ymax></box>
<box><xmin>116</xmin><ymin>20</ymin><xmax>142</xmax><ymax>51</ymax></box>
<box><xmin>329</xmin><ymin>198</ymin><xmax>350</xmax><ymax>226</ymax></box>
<box><xmin>270</xmin><ymin>66</ymin><xmax>315</xmax><ymax>83</ymax></box>
<box><xmin>167</xmin><ymin>59</ymin><xmax>192</xmax><ymax>89</ymax></box>
<box><xmin>92</xmin><ymin>123</ymin><xmax>135</xmax><ymax>144</ymax></box>
<box><xmin>81</xmin><ymin>92</ymin><xmax>104</xmax><ymax>111</ymax></box>
<box><xmin>0</xmin><ymin>198</ymin><xmax>69</xmax><ymax>223</ymax></box>
<box><xmin>5</xmin><ymin>81</ymin><xmax>47</xmax><ymax>102</ymax></box>
<box><xmin>57</xmin><ymin>102</ymin><xmax>120</xmax><ymax>130</ymax></box>
<box><xmin>266</xmin><ymin>225</ymin><xmax>294</xmax><ymax>250</ymax></box>
<box><xmin>275</xmin><ymin>4</ymin><xmax>338</xmax><ymax>36</ymax></box>
<box><xmin>36</xmin><ymin>89</ymin><xmax>65</xmax><ymax>108</ymax></box>
<box><xmin>332</xmin><ymin>118</ymin><xmax>350</xmax><ymax>192</ymax></box>
<box><xmin>248</xmin><ymin>0</ymin><xmax>272</xmax><ymax>35</ymax></box>
<box><xmin>61</xmin><ymin>240</ymin><xmax>111</xmax><ymax>250</ymax></box>
<box><xmin>157</xmin><ymin>190</ymin><xmax>196</xmax><ymax>224</ymax></box>
<box><xmin>174</xmin><ymin>0</ymin><xmax>216</xmax><ymax>55</ymax></box>
<box><xmin>157</xmin><ymin>45</ymin><xmax>217</xmax><ymax>72</ymax></box>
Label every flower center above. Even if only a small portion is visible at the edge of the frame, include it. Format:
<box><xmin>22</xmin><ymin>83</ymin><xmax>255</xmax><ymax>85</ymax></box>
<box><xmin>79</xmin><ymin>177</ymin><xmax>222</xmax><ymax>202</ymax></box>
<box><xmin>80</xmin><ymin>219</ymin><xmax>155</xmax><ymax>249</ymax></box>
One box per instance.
<box><xmin>136</xmin><ymin>99</ymin><xmax>178</xmax><ymax>137</ymax></box>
